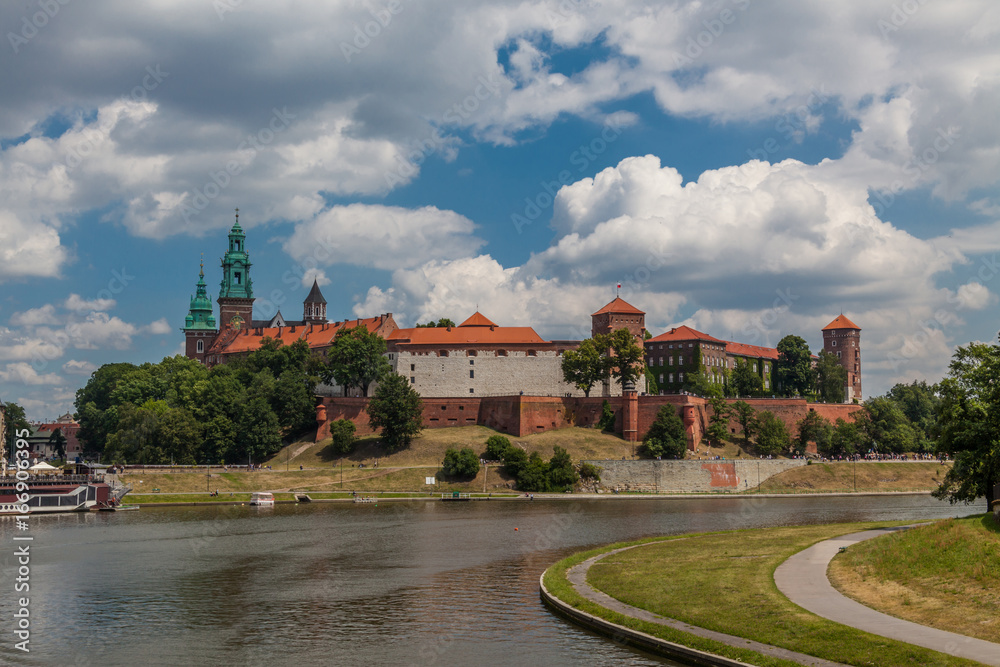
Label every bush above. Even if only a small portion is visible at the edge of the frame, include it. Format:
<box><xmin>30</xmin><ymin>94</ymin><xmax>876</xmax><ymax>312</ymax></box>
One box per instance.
<box><xmin>579</xmin><ymin>462</ymin><xmax>600</xmax><ymax>481</ymax></box>
<box><xmin>328</xmin><ymin>419</ymin><xmax>356</xmax><ymax>455</ymax></box>
<box><xmin>756</xmin><ymin>411</ymin><xmax>791</xmax><ymax>455</ymax></box>
<box><xmin>501</xmin><ymin>447</ymin><xmax>528</xmax><ymax>478</ymax></box>
<box><xmin>597</xmin><ymin>400</ymin><xmax>616</xmax><ymax>432</ymax></box>
<box><xmin>442</xmin><ymin>447</ymin><xmax>480</xmax><ymax>478</ymax></box>
<box><xmin>547</xmin><ymin>446</ymin><xmax>579</xmax><ymax>491</ymax></box>
<box><xmin>484</xmin><ymin>434</ymin><xmax>512</xmax><ymax>461</ymax></box>
<box><xmin>516</xmin><ymin>452</ymin><xmax>551</xmax><ymax>492</ymax></box>
<box><xmin>639</xmin><ymin>406</ymin><xmax>687</xmax><ymax>459</ymax></box>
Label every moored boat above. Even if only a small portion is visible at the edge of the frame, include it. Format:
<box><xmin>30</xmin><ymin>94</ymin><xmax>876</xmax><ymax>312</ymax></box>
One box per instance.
<box><xmin>0</xmin><ymin>472</ymin><xmax>131</xmax><ymax>514</ymax></box>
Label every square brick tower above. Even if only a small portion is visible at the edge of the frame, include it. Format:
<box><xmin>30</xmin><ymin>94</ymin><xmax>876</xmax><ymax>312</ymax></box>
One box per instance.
<box><xmin>822</xmin><ymin>314</ymin><xmax>862</xmax><ymax>402</ymax></box>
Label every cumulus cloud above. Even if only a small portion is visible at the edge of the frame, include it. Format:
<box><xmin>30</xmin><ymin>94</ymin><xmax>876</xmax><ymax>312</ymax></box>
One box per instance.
<box><xmin>64</xmin><ymin>294</ymin><xmax>117</xmax><ymax>313</ymax></box>
<box><xmin>62</xmin><ymin>360</ymin><xmax>98</xmax><ymax>376</ymax></box>
<box><xmin>0</xmin><ymin>362</ymin><xmax>62</xmax><ymax>386</ymax></box>
<box><xmin>10</xmin><ymin>305</ymin><xmax>60</xmax><ymax>327</ymax></box>
<box><xmin>141</xmin><ymin>318</ymin><xmax>172</xmax><ymax>335</ymax></box>
<box><xmin>954</xmin><ymin>282</ymin><xmax>994</xmax><ymax>310</ymax></box>
<box><xmin>284</xmin><ymin>204</ymin><xmax>485</xmax><ymax>272</ymax></box>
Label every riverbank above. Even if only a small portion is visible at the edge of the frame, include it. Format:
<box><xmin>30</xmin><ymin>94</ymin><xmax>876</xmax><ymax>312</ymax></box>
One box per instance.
<box><xmin>542</xmin><ymin>520</ymin><xmax>987</xmax><ymax>666</ymax></box>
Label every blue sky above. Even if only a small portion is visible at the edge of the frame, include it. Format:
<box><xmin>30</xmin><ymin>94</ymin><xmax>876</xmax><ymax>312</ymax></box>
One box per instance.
<box><xmin>1</xmin><ymin>0</ymin><xmax>999</xmax><ymax>419</ymax></box>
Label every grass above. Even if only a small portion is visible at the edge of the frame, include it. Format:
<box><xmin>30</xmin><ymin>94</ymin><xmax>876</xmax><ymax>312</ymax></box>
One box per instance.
<box><xmin>759</xmin><ymin>461</ymin><xmax>951</xmax><ymax>493</ymax></box>
<box><xmin>830</xmin><ymin>514</ymin><xmax>1000</xmax><ymax>643</ymax></box>
<box><xmin>545</xmin><ymin>522</ymin><xmax>984</xmax><ymax>666</ymax></box>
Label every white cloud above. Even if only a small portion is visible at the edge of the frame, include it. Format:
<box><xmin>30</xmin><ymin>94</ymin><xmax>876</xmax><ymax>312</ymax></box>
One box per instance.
<box><xmin>9</xmin><ymin>305</ymin><xmax>60</xmax><ymax>327</ymax></box>
<box><xmin>64</xmin><ymin>294</ymin><xmax>117</xmax><ymax>313</ymax></box>
<box><xmin>62</xmin><ymin>360</ymin><xmax>98</xmax><ymax>376</ymax></box>
<box><xmin>0</xmin><ymin>327</ymin><xmax>64</xmax><ymax>363</ymax></box>
<box><xmin>141</xmin><ymin>318</ymin><xmax>172</xmax><ymax>335</ymax></box>
<box><xmin>954</xmin><ymin>282</ymin><xmax>994</xmax><ymax>310</ymax></box>
<box><xmin>284</xmin><ymin>204</ymin><xmax>485</xmax><ymax>271</ymax></box>
<box><xmin>0</xmin><ymin>362</ymin><xmax>62</xmax><ymax>386</ymax></box>
<box><xmin>0</xmin><ymin>210</ymin><xmax>68</xmax><ymax>281</ymax></box>
<box><xmin>36</xmin><ymin>312</ymin><xmax>138</xmax><ymax>351</ymax></box>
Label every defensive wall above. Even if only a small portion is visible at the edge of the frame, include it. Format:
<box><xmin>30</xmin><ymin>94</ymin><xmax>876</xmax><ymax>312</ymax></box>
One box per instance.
<box><xmin>316</xmin><ymin>394</ymin><xmax>861</xmax><ymax>450</ymax></box>
<box><xmin>582</xmin><ymin>459</ymin><xmax>807</xmax><ymax>493</ymax></box>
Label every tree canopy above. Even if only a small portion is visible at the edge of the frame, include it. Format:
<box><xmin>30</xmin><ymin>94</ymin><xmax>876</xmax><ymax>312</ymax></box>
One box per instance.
<box><xmin>755</xmin><ymin>410</ymin><xmax>791</xmax><ymax>455</ymax></box>
<box><xmin>814</xmin><ymin>350</ymin><xmax>847</xmax><ymax>403</ymax></box>
<box><xmin>730</xmin><ymin>359</ymin><xmax>763</xmax><ymax>397</ymax></box>
<box><xmin>561</xmin><ymin>336</ymin><xmax>609</xmax><ymax>397</ymax></box>
<box><xmin>322</xmin><ymin>326</ymin><xmax>391</xmax><ymax>397</ymax></box>
<box><xmin>775</xmin><ymin>335</ymin><xmax>814</xmax><ymax>397</ymax></box>
<box><xmin>442</xmin><ymin>447</ymin><xmax>480</xmax><ymax>478</ymax></box>
<box><xmin>932</xmin><ymin>341</ymin><xmax>1000</xmax><ymax>510</ymax></box>
<box><xmin>366</xmin><ymin>371</ymin><xmax>423</xmax><ymax>452</ymax></box>
<box><xmin>416</xmin><ymin>318</ymin><xmax>456</xmax><ymax>328</ymax></box>
<box><xmin>639</xmin><ymin>405</ymin><xmax>687</xmax><ymax>459</ymax></box>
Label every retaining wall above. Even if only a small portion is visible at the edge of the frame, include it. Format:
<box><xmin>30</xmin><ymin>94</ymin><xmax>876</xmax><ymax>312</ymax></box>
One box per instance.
<box><xmin>584</xmin><ymin>458</ymin><xmax>807</xmax><ymax>493</ymax></box>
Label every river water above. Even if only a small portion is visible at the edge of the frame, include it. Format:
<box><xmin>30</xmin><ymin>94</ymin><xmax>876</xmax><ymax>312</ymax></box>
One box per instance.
<box><xmin>0</xmin><ymin>494</ymin><xmax>977</xmax><ymax>666</ymax></box>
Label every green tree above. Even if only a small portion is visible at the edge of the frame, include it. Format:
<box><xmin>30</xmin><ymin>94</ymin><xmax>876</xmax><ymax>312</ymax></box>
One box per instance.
<box><xmin>547</xmin><ymin>446</ymin><xmax>579</xmax><ymax>490</ymax></box>
<box><xmin>795</xmin><ymin>411</ymin><xmax>832</xmax><ymax>456</ymax></box>
<box><xmin>501</xmin><ymin>446</ymin><xmax>528</xmax><ymax>479</ymax></box>
<box><xmin>731</xmin><ymin>359</ymin><xmax>764</xmax><ymax>397</ymax></box>
<box><xmin>597</xmin><ymin>400</ymin><xmax>616</xmax><ymax>432</ymax></box>
<box><xmin>886</xmin><ymin>381</ymin><xmax>939</xmax><ymax>450</ymax></box>
<box><xmin>328</xmin><ymin>419</ymin><xmax>357</xmax><ymax>455</ymax></box>
<box><xmin>684</xmin><ymin>371</ymin><xmax>722</xmax><ymax>398</ymax></box>
<box><xmin>47</xmin><ymin>428</ymin><xmax>67</xmax><ymax>460</ymax></box>
<box><xmin>815</xmin><ymin>350</ymin><xmax>848</xmax><ymax>403</ymax></box>
<box><xmin>2</xmin><ymin>402</ymin><xmax>30</xmax><ymax>457</ymax></box>
<box><xmin>859</xmin><ymin>396</ymin><xmax>917</xmax><ymax>453</ymax></box>
<box><xmin>324</xmin><ymin>326</ymin><xmax>392</xmax><ymax>397</ymax></box>
<box><xmin>775</xmin><ymin>335</ymin><xmax>814</xmax><ymax>397</ymax></box>
<box><xmin>731</xmin><ymin>400</ymin><xmax>757</xmax><ymax>444</ymax></box>
<box><xmin>236</xmin><ymin>396</ymin><xmax>282</xmax><ymax>463</ymax></box>
<box><xmin>561</xmin><ymin>336</ymin><xmax>610</xmax><ymax>397</ymax></box>
<box><xmin>644</xmin><ymin>367</ymin><xmax>659</xmax><ymax>395</ymax></box>
<box><xmin>932</xmin><ymin>341</ymin><xmax>1000</xmax><ymax>510</ymax></box>
<box><xmin>706</xmin><ymin>397</ymin><xmax>731</xmax><ymax>447</ymax></box>
<box><xmin>639</xmin><ymin>406</ymin><xmax>687</xmax><ymax>459</ymax></box>
<box><xmin>75</xmin><ymin>362</ymin><xmax>139</xmax><ymax>452</ymax></box>
<box><xmin>484</xmin><ymin>434</ymin><xmax>512</xmax><ymax>461</ymax></box>
<box><xmin>272</xmin><ymin>368</ymin><xmax>318</xmax><ymax>436</ymax></box>
<box><xmin>367</xmin><ymin>372</ymin><xmax>423</xmax><ymax>452</ymax></box>
<box><xmin>157</xmin><ymin>407</ymin><xmax>203</xmax><ymax>464</ymax></box>
<box><xmin>416</xmin><ymin>318</ymin><xmax>456</xmax><ymax>328</ymax></box>
<box><xmin>824</xmin><ymin>417</ymin><xmax>864</xmax><ymax>458</ymax></box>
<box><xmin>607</xmin><ymin>328</ymin><xmax>645</xmax><ymax>390</ymax></box>
<box><xmin>516</xmin><ymin>452</ymin><xmax>551</xmax><ymax>492</ymax></box>
<box><xmin>755</xmin><ymin>411</ymin><xmax>790</xmax><ymax>455</ymax></box>
<box><xmin>442</xmin><ymin>447</ymin><xmax>480</xmax><ymax>478</ymax></box>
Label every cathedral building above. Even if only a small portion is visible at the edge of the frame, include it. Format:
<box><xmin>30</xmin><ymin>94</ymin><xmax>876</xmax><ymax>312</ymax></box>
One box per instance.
<box><xmin>181</xmin><ymin>212</ymin><xmax>397</xmax><ymax>367</ymax></box>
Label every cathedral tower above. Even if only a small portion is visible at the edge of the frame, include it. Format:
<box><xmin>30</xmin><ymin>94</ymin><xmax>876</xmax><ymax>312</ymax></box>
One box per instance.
<box><xmin>822</xmin><ymin>314</ymin><xmax>862</xmax><ymax>402</ymax></box>
<box><xmin>303</xmin><ymin>279</ymin><xmax>328</xmax><ymax>325</ymax></box>
<box><xmin>182</xmin><ymin>260</ymin><xmax>217</xmax><ymax>364</ymax></box>
<box><xmin>217</xmin><ymin>209</ymin><xmax>254</xmax><ymax>330</ymax></box>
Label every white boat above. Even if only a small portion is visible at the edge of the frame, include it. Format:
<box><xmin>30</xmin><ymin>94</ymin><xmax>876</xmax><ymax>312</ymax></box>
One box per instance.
<box><xmin>249</xmin><ymin>492</ymin><xmax>274</xmax><ymax>506</ymax></box>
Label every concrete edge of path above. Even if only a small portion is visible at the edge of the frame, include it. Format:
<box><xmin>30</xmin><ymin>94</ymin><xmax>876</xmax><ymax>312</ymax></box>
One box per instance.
<box><xmin>774</xmin><ymin>527</ymin><xmax>1000</xmax><ymax>667</ymax></box>
<box><xmin>540</xmin><ymin>545</ymin><xmax>849</xmax><ymax>667</ymax></box>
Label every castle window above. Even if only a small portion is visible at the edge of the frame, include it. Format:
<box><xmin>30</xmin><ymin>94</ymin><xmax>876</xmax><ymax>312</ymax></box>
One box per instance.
<box><xmin>678</xmin><ymin>372</ymin><xmax>684</xmax><ymax>382</ymax></box>
<box><xmin>438</xmin><ymin>350</ymin><xmax>449</xmax><ymax>357</ymax></box>
<box><xmin>410</xmin><ymin>364</ymin><xmax>415</xmax><ymax>371</ymax></box>
<box><xmin>470</xmin><ymin>388</ymin><xmax>474</xmax><ymax>394</ymax></box>
<box><xmin>765</xmin><ymin>379</ymin><xmax>770</xmax><ymax>389</ymax></box>
<box><xmin>467</xmin><ymin>350</ymin><xmax>477</xmax><ymax>357</ymax></box>
<box><xmin>648</xmin><ymin>358</ymin><xmax>653</xmax><ymax>367</ymax></box>
<box><xmin>659</xmin><ymin>374</ymin><xmax>664</xmax><ymax>384</ymax></box>
<box><xmin>470</xmin><ymin>359</ymin><xmax>474</xmax><ymax>366</ymax></box>
<box><xmin>669</xmin><ymin>356</ymin><xmax>673</xmax><ymax>365</ymax></box>
<box><xmin>497</xmin><ymin>349</ymin><xmax>507</xmax><ymax>357</ymax></box>
<box><xmin>669</xmin><ymin>373</ymin><xmax>674</xmax><ymax>383</ymax></box>
<box><xmin>411</xmin><ymin>377</ymin><xmax>415</xmax><ymax>383</ymax></box>
<box><xmin>234</xmin><ymin>271</ymin><xmax>242</xmax><ymax>285</ymax></box>
<box><xmin>527</xmin><ymin>350</ymin><xmax>536</xmax><ymax>357</ymax></box>
<box><xmin>678</xmin><ymin>355</ymin><xmax>684</xmax><ymax>365</ymax></box>
<box><xmin>470</xmin><ymin>370</ymin><xmax>474</xmax><ymax>379</ymax></box>
<box><xmin>659</xmin><ymin>356</ymin><xmax>663</xmax><ymax>366</ymax></box>
<box><xmin>197</xmin><ymin>340</ymin><xmax>204</xmax><ymax>353</ymax></box>
<box><xmin>753</xmin><ymin>363</ymin><xmax>757</xmax><ymax>372</ymax></box>
<box><xmin>831</xmin><ymin>340</ymin><xmax>837</xmax><ymax>346</ymax></box>
<box><xmin>837</xmin><ymin>351</ymin><xmax>842</xmax><ymax>358</ymax></box>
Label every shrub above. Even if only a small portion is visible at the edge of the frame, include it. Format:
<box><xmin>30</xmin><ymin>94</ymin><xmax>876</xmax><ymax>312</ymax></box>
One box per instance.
<box><xmin>597</xmin><ymin>400</ymin><xmax>616</xmax><ymax>431</ymax></box>
<box><xmin>484</xmin><ymin>434</ymin><xmax>512</xmax><ymax>461</ymax></box>
<box><xmin>639</xmin><ymin>406</ymin><xmax>687</xmax><ymax>459</ymax></box>
<box><xmin>547</xmin><ymin>446</ymin><xmax>579</xmax><ymax>491</ymax></box>
<box><xmin>442</xmin><ymin>447</ymin><xmax>481</xmax><ymax>478</ymax></box>
<box><xmin>328</xmin><ymin>419</ymin><xmax>356</xmax><ymax>455</ymax></box>
<box><xmin>579</xmin><ymin>462</ymin><xmax>600</xmax><ymax>481</ymax></box>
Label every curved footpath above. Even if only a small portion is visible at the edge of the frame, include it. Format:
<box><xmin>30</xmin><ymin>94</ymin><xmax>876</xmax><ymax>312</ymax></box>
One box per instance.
<box><xmin>774</xmin><ymin>527</ymin><xmax>1000</xmax><ymax>667</ymax></box>
<box><xmin>543</xmin><ymin>543</ymin><xmax>849</xmax><ymax>667</ymax></box>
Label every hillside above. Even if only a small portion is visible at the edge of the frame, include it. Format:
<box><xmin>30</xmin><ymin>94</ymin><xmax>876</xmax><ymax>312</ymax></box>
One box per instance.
<box><xmin>759</xmin><ymin>461</ymin><xmax>951</xmax><ymax>493</ymax></box>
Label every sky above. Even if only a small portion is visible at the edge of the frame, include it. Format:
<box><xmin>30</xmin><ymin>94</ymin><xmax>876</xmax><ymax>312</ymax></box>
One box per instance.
<box><xmin>1</xmin><ymin>0</ymin><xmax>999</xmax><ymax>420</ymax></box>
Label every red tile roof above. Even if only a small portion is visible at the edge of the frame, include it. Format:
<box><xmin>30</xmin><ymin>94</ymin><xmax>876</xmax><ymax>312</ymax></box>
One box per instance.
<box><xmin>218</xmin><ymin>315</ymin><xmax>396</xmax><ymax>354</ymax></box>
<box><xmin>592</xmin><ymin>297</ymin><xmax>644</xmax><ymax>316</ymax></box>
<box><xmin>646</xmin><ymin>325</ymin><xmax>727</xmax><ymax>344</ymax></box>
<box><xmin>388</xmin><ymin>325</ymin><xmax>547</xmax><ymax>346</ymax></box>
<box><xmin>459</xmin><ymin>311</ymin><xmax>497</xmax><ymax>327</ymax></box>
<box><xmin>726</xmin><ymin>341</ymin><xmax>779</xmax><ymax>360</ymax></box>
<box><xmin>822</xmin><ymin>314</ymin><xmax>861</xmax><ymax>331</ymax></box>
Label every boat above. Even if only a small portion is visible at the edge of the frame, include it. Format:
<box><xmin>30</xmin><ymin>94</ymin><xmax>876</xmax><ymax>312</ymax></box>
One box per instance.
<box><xmin>353</xmin><ymin>496</ymin><xmax>378</xmax><ymax>504</ymax></box>
<box><xmin>0</xmin><ymin>470</ymin><xmax>131</xmax><ymax>515</ymax></box>
<box><xmin>249</xmin><ymin>491</ymin><xmax>274</xmax><ymax>506</ymax></box>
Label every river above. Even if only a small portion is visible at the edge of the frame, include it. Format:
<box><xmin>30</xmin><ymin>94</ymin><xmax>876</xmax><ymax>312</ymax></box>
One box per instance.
<box><xmin>0</xmin><ymin>494</ymin><xmax>978</xmax><ymax>666</ymax></box>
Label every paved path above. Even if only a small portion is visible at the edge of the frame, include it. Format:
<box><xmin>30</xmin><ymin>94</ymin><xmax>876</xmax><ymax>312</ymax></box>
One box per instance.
<box><xmin>774</xmin><ymin>527</ymin><xmax>1000</xmax><ymax>666</ymax></box>
<box><xmin>567</xmin><ymin>544</ymin><xmax>849</xmax><ymax>667</ymax></box>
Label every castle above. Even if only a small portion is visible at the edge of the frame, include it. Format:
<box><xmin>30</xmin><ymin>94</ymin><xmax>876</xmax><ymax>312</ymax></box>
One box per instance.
<box><xmin>184</xmin><ymin>215</ymin><xmax>863</xmax><ymax>442</ymax></box>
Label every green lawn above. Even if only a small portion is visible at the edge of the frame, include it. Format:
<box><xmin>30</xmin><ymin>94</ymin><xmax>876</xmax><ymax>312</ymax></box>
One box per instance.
<box><xmin>546</xmin><ymin>522</ymin><xmax>984</xmax><ymax>666</ymax></box>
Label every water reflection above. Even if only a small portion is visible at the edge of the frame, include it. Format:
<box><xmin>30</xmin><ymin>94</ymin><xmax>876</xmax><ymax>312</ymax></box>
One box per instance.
<box><xmin>0</xmin><ymin>495</ymin><xmax>976</xmax><ymax>666</ymax></box>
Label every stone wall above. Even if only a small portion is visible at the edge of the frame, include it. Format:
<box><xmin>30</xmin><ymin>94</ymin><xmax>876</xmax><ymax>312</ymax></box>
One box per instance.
<box><xmin>584</xmin><ymin>458</ymin><xmax>807</xmax><ymax>493</ymax></box>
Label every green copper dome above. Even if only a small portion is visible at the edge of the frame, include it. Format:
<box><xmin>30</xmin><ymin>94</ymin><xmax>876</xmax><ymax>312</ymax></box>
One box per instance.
<box><xmin>182</xmin><ymin>262</ymin><xmax>217</xmax><ymax>331</ymax></box>
<box><xmin>219</xmin><ymin>211</ymin><xmax>253</xmax><ymax>300</ymax></box>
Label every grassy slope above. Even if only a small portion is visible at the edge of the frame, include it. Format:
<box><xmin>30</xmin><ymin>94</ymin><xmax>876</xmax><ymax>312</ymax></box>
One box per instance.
<box><xmin>830</xmin><ymin>514</ymin><xmax>1000</xmax><ymax>643</ymax></box>
<box><xmin>567</xmin><ymin>523</ymin><xmax>982</xmax><ymax>666</ymax></box>
<box><xmin>759</xmin><ymin>461</ymin><xmax>951</xmax><ymax>493</ymax></box>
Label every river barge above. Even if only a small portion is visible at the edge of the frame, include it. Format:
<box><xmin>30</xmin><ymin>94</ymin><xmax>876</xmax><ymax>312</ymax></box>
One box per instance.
<box><xmin>0</xmin><ymin>473</ymin><xmax>131</xmax><ymax>514</ymax></box>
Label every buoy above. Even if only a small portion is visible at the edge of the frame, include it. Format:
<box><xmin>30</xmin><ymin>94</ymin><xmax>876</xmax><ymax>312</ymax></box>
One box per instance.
<box><xmin>514</xmin><ymin>527</ymin><xmax>518</xmax><ymax>531</ymax></box>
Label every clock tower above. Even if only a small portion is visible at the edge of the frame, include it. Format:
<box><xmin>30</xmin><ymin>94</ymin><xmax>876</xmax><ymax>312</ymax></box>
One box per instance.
<box><xmin>218</xmin><ymin>209</ymin><xmax>255</xmax><ymax>330</ymax></box>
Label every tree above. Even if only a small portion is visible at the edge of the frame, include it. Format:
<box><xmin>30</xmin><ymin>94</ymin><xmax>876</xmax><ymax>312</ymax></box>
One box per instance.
<box><xmin>48</xmin><ymin>428</ymin><xmax>67</xmax><ymax>460</ymax></box>
<box><xmin>442</xmin><ymin>447</ymin><xmax>480</xmax><ymax>478</ymax></box>
<box><xmin>824</xmin><ymin>417</ymin><xmax>863</xmax><ymax>458</ymax></box>
<box><xmin>795</xmin><ymin>411</ymin><xmax>832</xmax><ymax>456</ymax></box>
<box><xmin>516</xmin><ymin>452</ymin><xmax>551</xmax><ymax>492</ymax></box>
<box><xmin>367</xmin><ymin>372</ymin><xmax>423</xmax><ymax>452</ymax></box>
<box><xmin>731</xmin><ymin>359</ymin><xmax>764</xmax><ymax>397</ymax></box>
<box><xmin>547</xmin><ymin>446</ymin><xmax>579</xmax><ymax>490</ymax></box>
<box><xmin>607</xmin><ymin>328</ymin><xmax>645</xmax><ymax>390</ymax></box>
<box><xmin>328</xmin><ymin>419</ymin><xmax>357</xmax><ymax>455</ymax></box>
<box><xmin>644</xmin><ymin>368</ymin><xmax>659</xmax><ymax>395</ymax></box>
<box><xmin>755</xmin><ymin>411</ymin><xmax>790</xmax><ymax>455</ymax></box>
<box><xmin>2</xmin><ymin>402</ymin><xmax>30</xmax><ymax>457</ymax></box>
<box><xmin>324</xmin><ymin>326</ymin><xmax>392</xmax><ymax>397</ymax></box>
<box><xmin>932</xmin><ymin>341</ymin><xmax>1000</xmax><ymax>510</ymax></box>
<box><xmin>416</xmin><ymin>318</ymin><xmax>456</xmax><ymax>328</ymax></box>
<box><xmin>597</xmin><ymin>400</ymin><xmax>615</xmax><ymax>432</ymax></box>
<box><xmin>859</xmin><ymin>396</ymin><xmax>917</xmax><ymax>453</ymax></box>
<box><xmin>639</xmin><ymin>406</ymin><xmax>687</xmax><ymax>459</ymax></box>
<box><xmin>501</xmin><ymin>446</ymin><xmax>528</xmax><ymax>479</ymax></box>
<box><xmin>561</xmin><ymin>336</ymin><xmax>609</xmax><ymax>397</ymax></box>
<box><xmin>484</xmin><ymin>434</ymin><xmax>512</xmax><ymax>461</ymax></box>
<box><xmin>731</xmin><ymin>400</ymin><xmax>757</xmax><ymax>444</ymax></box>
<box><xmin>886</xmin><ymin>381</ymin><xmax>939</xmax><ymax>450</ymax></box>
<box><xmin>815</xmin><ymin>350</ymin><xmax>848</xmax><ymax>403</ymax></box>
<box><xmin>775</xmin><ymin>335</ymin><xmax>814</xmax><ymax>397</ymax></box>
<box><xmin>683</xmin><ymin>371</ymin><xmax>722</xmax><ymax>398</ymax></box>
<box><xmin>706</xmin><ymin>397</ymin><xmax>731</xmax><ymax>447</ymax></box>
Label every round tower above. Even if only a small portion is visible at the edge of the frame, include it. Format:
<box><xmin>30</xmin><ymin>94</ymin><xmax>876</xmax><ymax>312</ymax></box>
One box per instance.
<box><xmin>822</xmin><ymin>314</ymin><xmax>862</xmax><ymax>402</ymax></box>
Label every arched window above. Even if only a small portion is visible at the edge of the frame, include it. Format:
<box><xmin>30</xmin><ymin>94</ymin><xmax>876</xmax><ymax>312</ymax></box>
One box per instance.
<box><xmin>197</xmin><ymin>339</ymin><xmax>204</xmax><ymax>353</ymax></box>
